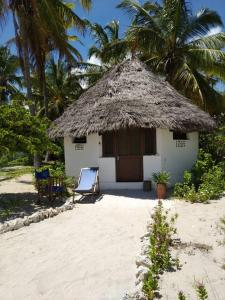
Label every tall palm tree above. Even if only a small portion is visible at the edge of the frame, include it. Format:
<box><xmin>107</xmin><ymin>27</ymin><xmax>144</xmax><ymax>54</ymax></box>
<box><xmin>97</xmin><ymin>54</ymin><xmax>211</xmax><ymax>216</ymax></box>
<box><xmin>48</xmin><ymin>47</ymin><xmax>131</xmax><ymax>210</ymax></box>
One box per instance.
<box><xmin>34</xmin><ymin>57</ymin><xmax>83</xmax><ymax>120</ymax></box>
<box><xmin>118</xmin><ymin>0</ymin><xmax>225</xmax><ymax>112</ymax></box>
<box><xmin>0</xmin><ymin>0</ymin><xmax>92</xmax><ymax>116</ymax></box>
<box><xmin>0</xmin><ymin>0</ymin><xmax>92</xmax><ymax>165</ymax></box>
<box><xmin>0</xmin><ymin>46</ymin><xmax>21</xmax><ymax>103</ymax></box>
<box><xmin>88</xmin><ymin>20</ymin><xmax>128</xmax><ymax>65</ymax></box>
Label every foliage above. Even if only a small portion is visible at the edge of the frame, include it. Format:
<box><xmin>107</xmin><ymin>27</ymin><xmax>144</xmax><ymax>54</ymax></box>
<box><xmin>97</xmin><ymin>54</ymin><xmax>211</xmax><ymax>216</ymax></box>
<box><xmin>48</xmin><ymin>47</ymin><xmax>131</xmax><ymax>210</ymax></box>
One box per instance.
<box><xmin>173</xmin><ymin>170</ymin><xmax>193</xmax><ymax>198</ymax></box>
<box><xmin>7</xmin><ymin>155</ymin><xmax>30</xmax><ymax>167</ymax></box>
<box><xmin>200</xmin><ymin>114</ymin><xmax>225</xmax><ymax>163</ymax></box>
<box><xmin>192</xmin><ymin>150</ymin><xmax>214</xmax><ymax>186</ymax></box>
<box><xmin>173</xmin><ymin>150</ymin><xmax>225</xmax><ymax>203</ymax></box>
<box><xmin>195</xmin><ymin>283</ymin><xmax>208</xmax><ymax>300</ymax></box>
<box><xmin>118</xmin><ymin>0</ymin><xmax>225</xmax><ymax>112</ymax></box>
<box><xmin>0</xmin><ymin>152</ymin><xmax>30</xmax><ymax>168</ymax></box>
<box><xmin>33</xmin><ymin>57</ymin><xmax>83</xmax><ymax>120</ymax></box>
<box><xmin>36</xmin><ymin>161</ymin><xmax>74</xmax><ymax>193</ymax></box>
<box><xmin>0</xmin><ymin>0</ymin><xmax>92</xmax><ymax>118</ymax></box>
<box><xmin>0</xmin><ymin>46</ymin><xmax>22</xmax><ymax>103</ymax></box>
<box><xmin>152</xmin><ymin>171</ymin><xmax>170</xmax><ymax>184</ymax></box>
<box><xmin>87</xmin><ymin>20</ymin><xmax>128</xmax><ymax>66</ymax></box>
<box><xmin>143</xmin><ymin>201</ymin><xmax>178</xmax><ymax>299</ymax></box>
<box><xmin>0</xmin><ymin>104</ymin><xmax>59</xmax><ymax>156</ymax></box>
<box><xmin>0</xmin><ymin>166</ymin><xmax>33</xmax><ymax>181</ymax></box>
<box><xmin>177</xmin><ymin>291</ymin><xmax>187</xmax><ymax>300</ymax></box>
<box><xmin>177</xmin><ymin>284</ymin><xmax>208</xmax><ymax>300</ymax></box>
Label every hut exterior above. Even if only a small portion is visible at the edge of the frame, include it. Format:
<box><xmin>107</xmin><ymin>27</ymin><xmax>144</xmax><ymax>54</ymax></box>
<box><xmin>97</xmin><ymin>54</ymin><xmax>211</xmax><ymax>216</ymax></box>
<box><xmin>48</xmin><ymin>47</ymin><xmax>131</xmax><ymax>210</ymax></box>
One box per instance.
<box><xmin>49</xmin><ymin>59</ymin><xmax>216</xmax><ymax>189</ymax></box>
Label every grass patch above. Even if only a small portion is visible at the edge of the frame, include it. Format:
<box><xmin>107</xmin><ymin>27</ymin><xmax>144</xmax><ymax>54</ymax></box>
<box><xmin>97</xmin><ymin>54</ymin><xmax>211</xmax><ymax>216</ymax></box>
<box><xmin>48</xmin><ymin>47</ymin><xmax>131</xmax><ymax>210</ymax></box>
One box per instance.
<box><xmin>0</xmin><ymin>166</ymin><xmax>33</xmax><ymax>181</ymax></box>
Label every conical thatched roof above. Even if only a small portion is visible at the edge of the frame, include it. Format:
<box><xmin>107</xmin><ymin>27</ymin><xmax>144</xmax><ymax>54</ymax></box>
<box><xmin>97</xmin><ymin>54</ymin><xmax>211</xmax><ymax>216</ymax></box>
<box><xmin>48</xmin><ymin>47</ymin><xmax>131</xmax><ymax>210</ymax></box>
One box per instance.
<box><xmin>49</xmin><ymin>59</ymin><xmax>216</xmax><ymax>138</ymax></box>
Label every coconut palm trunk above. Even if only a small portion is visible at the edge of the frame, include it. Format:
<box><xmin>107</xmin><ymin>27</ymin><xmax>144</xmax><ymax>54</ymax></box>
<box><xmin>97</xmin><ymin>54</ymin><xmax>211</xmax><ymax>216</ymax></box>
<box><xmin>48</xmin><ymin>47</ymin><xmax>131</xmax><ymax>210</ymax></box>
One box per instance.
<box><xmin>15</xmin><ymin>11</ymin><xmax>41</xmax><ymax>167</ymax></box>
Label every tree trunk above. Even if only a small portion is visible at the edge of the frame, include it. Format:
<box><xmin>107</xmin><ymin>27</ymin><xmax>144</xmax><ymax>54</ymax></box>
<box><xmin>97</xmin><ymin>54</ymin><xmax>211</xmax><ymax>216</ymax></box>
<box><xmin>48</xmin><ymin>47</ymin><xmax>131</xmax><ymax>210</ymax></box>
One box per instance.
<box><xmin>14</xmin><ymin>10</ymin><xmax>41</xmax><ymax>166</ymax></box>
<box><xmin>42</xmin><ymin>70</ymin><xmax>48</xmax><ymax>117</ymax></box>
<box><xmin>44</xmin><ymin>151</ymin><xmax>50</xmax><ymax>163</ymax></box>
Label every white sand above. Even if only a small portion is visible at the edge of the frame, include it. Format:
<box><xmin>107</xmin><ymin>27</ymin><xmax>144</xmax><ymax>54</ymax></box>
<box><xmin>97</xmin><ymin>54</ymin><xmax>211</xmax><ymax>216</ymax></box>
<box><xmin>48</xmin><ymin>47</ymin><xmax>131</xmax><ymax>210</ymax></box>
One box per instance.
<box><xmin>160</xmin><ymin>198</ymin><xmax>225</xmax><ymax>300</ymax></box>
<box><xmin>0</xmin><ymin>180</ymin><xmax>162</xmax><ymax>300</ymax></box>
<box><xmin>0</xmin><ymin>175</ymin><xmax>225</xmax><ymax>299</ymax></box>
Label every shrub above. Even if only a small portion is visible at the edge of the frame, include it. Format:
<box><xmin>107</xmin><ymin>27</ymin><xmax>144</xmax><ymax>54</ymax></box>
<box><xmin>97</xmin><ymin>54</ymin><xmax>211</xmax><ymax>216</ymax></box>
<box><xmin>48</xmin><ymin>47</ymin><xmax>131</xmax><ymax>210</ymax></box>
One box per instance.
<box><xmin>152</xmin><ymin>171</ymin><xmax>170</xmax><ymax>184</ymax></box>
<box><xmin>178</xmin><ymin>291</ymin><xmax>187</xmax><ymax>300</ymax></box>
<box><xmin>195</xmin><ymin>283</ymin><xmax>208</xmax><ymax>300</ymax></box>
<box><xmin>173</xmin><ymin>171</ymin><xmax>192</xmax><ymax>198</ymax></box>
<box><xmin>200</xmin><ymin>113</ymin><xmax>225</xmax><ymax>163</ymax></box>
<box><xmin>198</xmin><ymin>165</ymin><xmax>225</xmax><ymax>200</ymax></box>
<box><xmin>177</xmin><ymin>283</ymin><xmax>208</xmax><ymax>300</ymax></box>
<box><xmin>192</xmin><ymin>150</ymin><xmax>214</xmax><ymax>186</ymax></box>
<box><xmin>173</xmin><ymin>150</ymin><xmax>225</xmax><ymax>203</ymax></box>
<box><xmin>143</xmin><ymin>201</ymin><xmax>178</xmax><ymax>299</ymax></box>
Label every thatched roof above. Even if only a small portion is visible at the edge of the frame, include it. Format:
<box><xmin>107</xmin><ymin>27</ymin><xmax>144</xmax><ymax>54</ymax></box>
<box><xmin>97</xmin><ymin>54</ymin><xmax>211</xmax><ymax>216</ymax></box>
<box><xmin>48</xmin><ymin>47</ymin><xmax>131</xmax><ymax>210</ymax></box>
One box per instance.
<box><xmin>49</xmin><ymin>59</ymin><xmax>216</xmax><ymax>138</ymax></box>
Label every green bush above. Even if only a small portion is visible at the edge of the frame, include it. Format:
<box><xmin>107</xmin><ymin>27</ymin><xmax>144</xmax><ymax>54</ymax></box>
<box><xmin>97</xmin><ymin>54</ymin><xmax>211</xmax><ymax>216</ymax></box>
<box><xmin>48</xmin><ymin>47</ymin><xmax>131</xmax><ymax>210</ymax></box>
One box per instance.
<box><xmin>143</xmin><ymin>201</ymin><xmax>178</xmax><ymax>299</ymax></box>
<box><xmin>152</xmin><ymin>171</ymin><xmax>170</xmax><ymax>184</ymax></box>
<box><xmin>200</xmin><ymin>113</ymin><xmax>225</xmax><ymax>163</ymax></box>
<box><xmin>173</xmin><ymin>150</ymin><xmax>225</xmax><ymax>203</ymax></box>
<box><xmin>173</xmin><ymin>171</ymin><xmax>193</xmax><ymax>198</ymax></box>
<box><xmin>192</xmin><ymin>150</ymin><xmax>214</xmax><ymax>186</ymax></box>
<box><xmin>177</xmin><ymin>283</ymin><xmax>208</xmax><ymax>300</ymax></box>
<box><xmin>198</xmin><ymin>166</ymin><xmax>225</xmax><ymax>200</ymax></box>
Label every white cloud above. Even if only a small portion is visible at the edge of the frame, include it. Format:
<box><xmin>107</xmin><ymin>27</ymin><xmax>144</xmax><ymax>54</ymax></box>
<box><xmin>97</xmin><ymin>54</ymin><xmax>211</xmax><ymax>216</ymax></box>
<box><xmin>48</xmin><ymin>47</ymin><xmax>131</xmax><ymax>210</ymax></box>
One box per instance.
<box><xmin>87</xmin><ymin>55</ymin><xmax>102</xmax><ymax>66</ymax></box>
<box><xmin>206</xmin><ymin>26</ymin><xmax>222</xmax><ymax>37</ymax></box>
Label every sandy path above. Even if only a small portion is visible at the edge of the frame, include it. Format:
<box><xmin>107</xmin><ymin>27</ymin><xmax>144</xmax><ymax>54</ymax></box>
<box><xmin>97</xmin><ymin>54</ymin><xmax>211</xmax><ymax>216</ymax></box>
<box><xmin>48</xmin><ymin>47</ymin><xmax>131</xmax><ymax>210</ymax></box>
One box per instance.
<box><xmin>0</xmin><ymin>190</ymin><xmax>162</xmax><ymax>300</ymax></box>
<box><xmin>0</xmin><ymin>174</ymin><xmax>35</xmax><ymax>193</ymax></box>
<box><xmin>160</xmin><ymin>198</ymin><xmax>225</xmax><ymax>300</ymax></box>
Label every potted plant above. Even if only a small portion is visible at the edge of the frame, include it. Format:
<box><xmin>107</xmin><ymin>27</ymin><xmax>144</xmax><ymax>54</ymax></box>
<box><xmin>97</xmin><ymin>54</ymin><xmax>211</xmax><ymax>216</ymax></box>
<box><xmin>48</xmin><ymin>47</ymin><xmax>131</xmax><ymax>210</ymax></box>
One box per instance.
<box><xmin>152</xmin><ymin>171</ymin><xmax>170</xmax><ymax>199</ymax></box>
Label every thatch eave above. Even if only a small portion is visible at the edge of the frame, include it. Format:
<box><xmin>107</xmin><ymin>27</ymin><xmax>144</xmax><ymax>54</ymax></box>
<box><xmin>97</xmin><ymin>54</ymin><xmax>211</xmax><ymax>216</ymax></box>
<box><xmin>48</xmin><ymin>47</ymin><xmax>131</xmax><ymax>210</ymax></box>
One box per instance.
<box><xmin>49</xmin><ymin>59</ymin><xmax>216</xmax><ymax>139</ymax></box>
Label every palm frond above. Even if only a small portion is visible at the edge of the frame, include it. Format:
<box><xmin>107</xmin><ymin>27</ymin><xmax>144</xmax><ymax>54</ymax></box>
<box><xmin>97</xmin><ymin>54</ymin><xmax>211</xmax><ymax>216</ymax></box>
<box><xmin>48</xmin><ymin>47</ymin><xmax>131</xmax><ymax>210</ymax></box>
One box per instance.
<box><xmin>190</xmin><ymin>32</ymin><xmax>225</xmax><ymax>49</ymax></box>
<box><xmin>182</xmin><ymin>8</ymin><xmax>223</xmax><ymax>42</ymax></box>
<box><xmin>88</xmin><ymin>22</ymin><xmax>109</xmax><ymax>46</ymax></box>
<box><xmin>105</xmin><ymin>20</ymin><xmax>120</xmax><ymax>41</ymax></box>
<box><xmin>78</xmin><ymin>0</ymin><xmax>92</xmax><ymax>11</ymax></box>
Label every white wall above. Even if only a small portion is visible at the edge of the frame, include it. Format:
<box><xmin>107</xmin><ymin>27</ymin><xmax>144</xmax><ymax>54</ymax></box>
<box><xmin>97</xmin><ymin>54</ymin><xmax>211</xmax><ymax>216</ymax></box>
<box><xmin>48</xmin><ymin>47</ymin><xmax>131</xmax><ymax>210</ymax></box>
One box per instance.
<box><xmin>64</xmin><ymin>129</ymin><xmax>199</xmax><ymax>189</ymax></box>
<box><xmin>64</xmin><ymin>134</ymin><xmax>101</xmax><ymax>178</ymax></box>
<box><xmin>143</xmin><ymin>155</ymin><xmax>161</xmax><ymax>181</ymax></box>
<box><xmin>157</xmin><ymin>129</ymin><xmax>199</xmax><ymax>185</ymax></box>
<box><xmin>99</xmin><ymin>157</ymin><xmax>116</xmax><ymax>186</ymax></box>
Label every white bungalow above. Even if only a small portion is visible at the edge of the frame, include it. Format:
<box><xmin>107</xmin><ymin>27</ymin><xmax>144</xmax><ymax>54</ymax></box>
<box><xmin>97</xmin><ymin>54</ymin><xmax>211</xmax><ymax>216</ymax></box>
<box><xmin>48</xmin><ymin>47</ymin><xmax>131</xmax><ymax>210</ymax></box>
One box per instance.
<box><xmin>49</xmin><ymin>59</ymin><xmax>215</xmax><ymax>189</ymax></box>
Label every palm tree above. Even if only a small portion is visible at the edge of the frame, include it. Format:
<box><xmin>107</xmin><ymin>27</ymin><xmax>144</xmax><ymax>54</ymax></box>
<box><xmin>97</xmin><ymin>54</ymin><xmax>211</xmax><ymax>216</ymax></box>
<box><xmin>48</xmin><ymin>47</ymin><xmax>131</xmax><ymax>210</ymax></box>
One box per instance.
<box><xmin>0</xmin><ymin>46</ymin><xmax>21</xmax><ymax>103</ymax></box>
<box><xmin>88</xmin><ymin>20</ymin><xmax>128</xmax><ymax>65</ymax></box>
<box><xmin>0</xmin><ymin>0</ymin><xmax>92</xmax><ymax>165</ymax></box>
<box><xmin>118</xmin><ymin>0</ymin><xmax>225</xmax><ymax>112</ymax></box>
<box><xmin>0</xmin><ymin>0</ymin><xmax>92</xmax><ymax>116</ymax></box>
<box><xmin>34</xmin><ymin>57</ymin><xmax>83</xmax><ymax>120</ymax></box>
<box><xmin>76</xmin><ymin>20</ymin><xmax>129</xmax><ymax>88</ymax></box>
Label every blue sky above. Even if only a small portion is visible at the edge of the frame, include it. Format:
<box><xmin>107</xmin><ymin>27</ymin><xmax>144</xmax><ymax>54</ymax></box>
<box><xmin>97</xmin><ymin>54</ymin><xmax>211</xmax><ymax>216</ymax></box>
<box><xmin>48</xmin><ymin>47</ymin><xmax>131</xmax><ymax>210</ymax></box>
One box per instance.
<box><xmin>1</xmin><ymin>0</ymin><xmax>225</xmax><ymax>93</ymax></box>
<box><xmin>1</xmin><ymin>0</ymin><xmax>225</xmax><ymax>61</ymax></box>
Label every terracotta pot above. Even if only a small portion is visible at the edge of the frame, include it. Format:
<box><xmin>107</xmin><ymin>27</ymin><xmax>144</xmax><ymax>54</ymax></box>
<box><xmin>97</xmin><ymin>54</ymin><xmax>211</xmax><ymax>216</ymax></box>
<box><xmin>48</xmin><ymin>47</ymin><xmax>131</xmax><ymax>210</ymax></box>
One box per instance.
<box><xmin>156</xmin><ymin>183</ymin><xmax>167</xmax><ymax>199</ymax></box>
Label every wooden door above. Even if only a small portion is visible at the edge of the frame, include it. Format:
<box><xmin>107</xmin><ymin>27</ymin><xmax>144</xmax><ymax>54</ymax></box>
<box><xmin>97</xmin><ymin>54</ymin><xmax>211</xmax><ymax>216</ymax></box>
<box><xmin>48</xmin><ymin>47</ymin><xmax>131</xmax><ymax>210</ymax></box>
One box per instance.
<box><xmin>116</xmin><ymin>128</ymin><xmax>143</xmax><ymax>182</ymax></box>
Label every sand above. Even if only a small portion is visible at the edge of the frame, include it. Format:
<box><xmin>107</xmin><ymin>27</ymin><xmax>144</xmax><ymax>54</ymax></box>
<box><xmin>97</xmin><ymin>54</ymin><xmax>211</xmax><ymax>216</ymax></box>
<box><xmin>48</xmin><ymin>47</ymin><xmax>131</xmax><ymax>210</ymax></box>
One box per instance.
<box><xmin>0</xmin><ymin>175</ymin><xmax>224</xmax><ymax>299</ymax></box>
<box><xmin>160</xmin><ymin>198</ymin><xmax>225</xmax><ymax>300</ymax></box>
<box><xmin>0</xmin><ymin>183</ymin><xmax>162</xmax><ymax>300</ymax></box>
